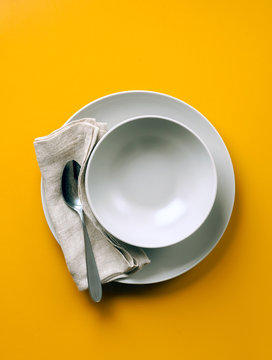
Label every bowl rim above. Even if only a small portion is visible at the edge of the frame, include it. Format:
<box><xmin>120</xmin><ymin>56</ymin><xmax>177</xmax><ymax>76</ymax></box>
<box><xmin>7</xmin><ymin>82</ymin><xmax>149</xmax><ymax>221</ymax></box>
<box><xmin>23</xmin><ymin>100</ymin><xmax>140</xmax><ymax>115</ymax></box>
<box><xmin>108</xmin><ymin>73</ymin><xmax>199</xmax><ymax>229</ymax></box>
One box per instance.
<box><xmin>85</xmin><ymin>114</ymin><xmax>218</xmax><ymax>248</ymax></box>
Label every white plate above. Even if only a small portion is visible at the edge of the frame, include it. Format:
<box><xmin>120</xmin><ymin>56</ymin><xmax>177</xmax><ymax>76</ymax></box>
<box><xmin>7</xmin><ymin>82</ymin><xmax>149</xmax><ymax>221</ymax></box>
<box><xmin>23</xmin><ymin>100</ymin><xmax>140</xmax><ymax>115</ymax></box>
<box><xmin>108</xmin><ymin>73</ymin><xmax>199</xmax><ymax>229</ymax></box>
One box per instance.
<box><xmin>41</xmin><ymin>91</ymin><xmax>235</xmax><ymax>284</ymax></box>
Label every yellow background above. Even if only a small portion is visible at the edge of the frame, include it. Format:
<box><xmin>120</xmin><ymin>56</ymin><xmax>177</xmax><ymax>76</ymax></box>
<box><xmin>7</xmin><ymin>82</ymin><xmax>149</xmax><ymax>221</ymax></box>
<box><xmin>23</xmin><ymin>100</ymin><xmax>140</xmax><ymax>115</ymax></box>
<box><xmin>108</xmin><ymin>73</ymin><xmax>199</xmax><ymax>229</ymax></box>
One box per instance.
<box><xmin>1</xmin><ymin>0</ymin><xmax>271</xmax><ymax>359</ymax></box>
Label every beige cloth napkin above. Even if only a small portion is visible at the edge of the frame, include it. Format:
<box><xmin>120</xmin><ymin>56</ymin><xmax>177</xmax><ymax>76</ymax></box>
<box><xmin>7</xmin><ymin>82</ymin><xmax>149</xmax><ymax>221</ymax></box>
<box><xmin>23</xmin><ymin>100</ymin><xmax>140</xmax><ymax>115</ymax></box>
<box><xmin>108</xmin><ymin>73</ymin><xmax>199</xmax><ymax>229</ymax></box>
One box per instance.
<box><xmin>34</xmin><ymin>118</ymin><xmax>150</xmax><ymax>290</ymax></box>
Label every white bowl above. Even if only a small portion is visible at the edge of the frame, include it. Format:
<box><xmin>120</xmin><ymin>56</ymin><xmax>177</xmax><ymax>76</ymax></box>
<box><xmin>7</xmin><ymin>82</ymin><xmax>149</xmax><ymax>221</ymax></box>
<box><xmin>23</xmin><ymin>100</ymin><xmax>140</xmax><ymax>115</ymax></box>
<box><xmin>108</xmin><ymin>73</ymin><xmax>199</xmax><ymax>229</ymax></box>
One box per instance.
<box><xmin>85</xmin><ymin>116</ymin><xmax>217</xmax><ymax>248</ymax></box>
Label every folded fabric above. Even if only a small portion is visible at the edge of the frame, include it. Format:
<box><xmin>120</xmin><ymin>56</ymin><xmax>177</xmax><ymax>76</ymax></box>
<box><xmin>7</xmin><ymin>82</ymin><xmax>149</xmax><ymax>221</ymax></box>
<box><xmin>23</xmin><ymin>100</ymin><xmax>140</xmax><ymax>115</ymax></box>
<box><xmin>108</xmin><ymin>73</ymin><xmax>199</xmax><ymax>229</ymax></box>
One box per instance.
<box><xmin>34</xmin><ymin>118</ymin><xmax>150</xmax><ymax>290</ymax></box>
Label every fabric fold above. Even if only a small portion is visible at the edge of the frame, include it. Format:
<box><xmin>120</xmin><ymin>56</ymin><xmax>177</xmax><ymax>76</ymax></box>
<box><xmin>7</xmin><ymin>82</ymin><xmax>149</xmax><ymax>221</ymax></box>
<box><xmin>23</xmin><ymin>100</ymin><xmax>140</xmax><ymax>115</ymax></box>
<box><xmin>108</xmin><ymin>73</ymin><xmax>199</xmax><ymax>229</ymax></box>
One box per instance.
<box><xmin>34</xmin><ymin>118</ymin><xmax>150</xmax><ymax>290</ymax></box>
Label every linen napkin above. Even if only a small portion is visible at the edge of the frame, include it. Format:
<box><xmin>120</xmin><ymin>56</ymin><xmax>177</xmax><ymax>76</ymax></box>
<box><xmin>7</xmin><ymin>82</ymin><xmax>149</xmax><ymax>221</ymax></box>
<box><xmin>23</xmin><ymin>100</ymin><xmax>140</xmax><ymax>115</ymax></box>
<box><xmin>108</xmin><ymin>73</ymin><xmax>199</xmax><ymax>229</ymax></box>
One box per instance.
<box><xmin>34</xmin><ymin>118</ymin><xmax>150</xmax><ymax>290</ymax></box>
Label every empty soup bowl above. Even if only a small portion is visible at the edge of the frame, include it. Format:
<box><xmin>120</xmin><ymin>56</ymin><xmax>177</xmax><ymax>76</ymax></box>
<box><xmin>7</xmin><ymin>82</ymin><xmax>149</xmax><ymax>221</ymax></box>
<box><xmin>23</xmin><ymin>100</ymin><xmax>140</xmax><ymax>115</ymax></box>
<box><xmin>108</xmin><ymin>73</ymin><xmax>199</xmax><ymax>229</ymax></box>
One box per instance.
<box><xmin>85</xmin><ymin>116</ymin><xmax>217</xmax><ymax>248</ymax></box>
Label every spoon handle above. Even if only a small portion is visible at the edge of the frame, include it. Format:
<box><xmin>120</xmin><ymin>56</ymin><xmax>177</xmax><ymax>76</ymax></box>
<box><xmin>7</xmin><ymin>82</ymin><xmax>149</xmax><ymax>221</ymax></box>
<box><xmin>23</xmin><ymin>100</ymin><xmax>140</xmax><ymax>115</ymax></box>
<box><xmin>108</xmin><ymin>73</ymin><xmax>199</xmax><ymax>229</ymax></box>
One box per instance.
<box><xmin>81</xmin><ymin>215</ymin><xmax>102</xmax><ymax>302</ymax></box>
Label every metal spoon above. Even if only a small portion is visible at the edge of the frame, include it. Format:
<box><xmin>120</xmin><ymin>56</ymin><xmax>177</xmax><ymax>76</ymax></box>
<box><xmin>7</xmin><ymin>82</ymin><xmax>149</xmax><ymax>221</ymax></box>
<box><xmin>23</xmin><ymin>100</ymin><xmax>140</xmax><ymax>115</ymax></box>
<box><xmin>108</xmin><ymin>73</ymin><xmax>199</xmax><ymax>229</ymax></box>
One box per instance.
<box><xmin>61</xmin><ymin>160</ymin><xmax>102</xmax><ymax>302</ymax></box>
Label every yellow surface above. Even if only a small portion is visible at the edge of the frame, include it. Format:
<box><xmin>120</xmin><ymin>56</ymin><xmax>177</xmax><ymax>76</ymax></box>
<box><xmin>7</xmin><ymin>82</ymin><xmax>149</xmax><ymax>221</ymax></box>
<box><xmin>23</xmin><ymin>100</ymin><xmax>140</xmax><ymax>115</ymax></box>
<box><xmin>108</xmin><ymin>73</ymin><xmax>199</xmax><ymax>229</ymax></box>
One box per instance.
<box><xmin>1</xmin><ymin>0</ymin><xmax>271</xmax><ymax>359</ymax></box>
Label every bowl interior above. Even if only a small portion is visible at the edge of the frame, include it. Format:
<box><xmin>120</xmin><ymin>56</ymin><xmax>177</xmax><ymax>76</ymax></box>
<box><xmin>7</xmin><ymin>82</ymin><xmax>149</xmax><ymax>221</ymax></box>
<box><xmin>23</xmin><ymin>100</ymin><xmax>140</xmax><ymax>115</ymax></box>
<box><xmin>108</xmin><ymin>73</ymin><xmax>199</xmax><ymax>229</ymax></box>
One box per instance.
<box><xmin>86</xmin><ymin>116</ymin><xmax>217</xmax><ymax>248</ymax></box>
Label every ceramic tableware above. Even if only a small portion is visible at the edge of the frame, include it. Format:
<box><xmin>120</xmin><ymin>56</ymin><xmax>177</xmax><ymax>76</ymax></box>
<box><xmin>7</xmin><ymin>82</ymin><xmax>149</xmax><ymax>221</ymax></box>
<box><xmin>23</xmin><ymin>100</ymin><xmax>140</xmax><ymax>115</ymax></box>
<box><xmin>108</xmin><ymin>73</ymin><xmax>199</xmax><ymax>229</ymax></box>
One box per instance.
<box><xmin>41</xmin><ymin>91</ymin><xmax>235</xmax><ymax>284</ymax></box>
<box><xmin>85</xmin><ymin>116</ymin><xmax>217</xmax><ymax>248</ymax></box>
